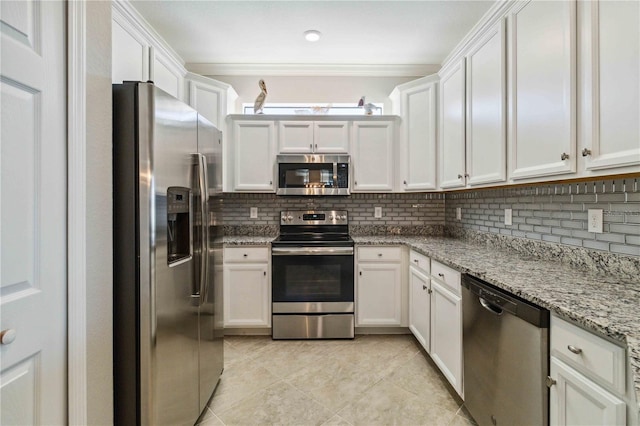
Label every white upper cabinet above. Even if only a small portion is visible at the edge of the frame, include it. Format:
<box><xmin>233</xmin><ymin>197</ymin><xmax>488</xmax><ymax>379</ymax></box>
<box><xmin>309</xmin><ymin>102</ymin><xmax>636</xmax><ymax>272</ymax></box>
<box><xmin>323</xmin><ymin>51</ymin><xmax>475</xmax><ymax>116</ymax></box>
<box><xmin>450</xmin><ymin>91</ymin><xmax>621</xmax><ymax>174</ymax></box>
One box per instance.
<box><xmin>465</xmin><ymin>21</ymin><xmax>507</xmax><ymax>186</ymax></box>
<box><xmin>186</xmin><ymin>72</ymin><xmax>238</xmax><ymax>131</ymax></box>
<box><xmin>314</xmin><ymin>122</ymin><xmax>350</xmax><ymax>153</ymax></box>
<box><xmin>112</xmin><ymin>14</ymin><xmax>149</xmax><ymax>84</ymax></box>
<box><xmin>112</xmin><ymin>2</ymin><xmax>186</xmax><ymax>101</ymax></box>
<box><xmin>150</xmin><ymin>47</ymin><xmax>183</xmax><ymax>100</ymax></box>
<box><xmin>391</xmin><ymin>76</ymin><xmax>438</xmax><ymax>191</ymax></box>
<box><xmin>508</xmin><ymin>0</ymin><xmax>577</xmax><ymax>181</ymax></box>
<box><xmin>438</xmin><ymin>59</ymin><xmax>466</xmax><ymax>189</ymax></box>
<box><xmin>278</xmin><ymin>121</ymin><xmax>349</xmax><ymax>153</ymax></box>
<box><xmin>351</xmin><ymin>121</ymin><xmax>395</xmax><ymax>192</ymax></box>
<box><xmin>231</xmin><ymin>120</ymin><xmax>276</xmax><ymax>192</ymax></box>
<box><xmin>578</xmin><ymin>0</ymin><xmax>640</xmax><ymax>173</ymax></box>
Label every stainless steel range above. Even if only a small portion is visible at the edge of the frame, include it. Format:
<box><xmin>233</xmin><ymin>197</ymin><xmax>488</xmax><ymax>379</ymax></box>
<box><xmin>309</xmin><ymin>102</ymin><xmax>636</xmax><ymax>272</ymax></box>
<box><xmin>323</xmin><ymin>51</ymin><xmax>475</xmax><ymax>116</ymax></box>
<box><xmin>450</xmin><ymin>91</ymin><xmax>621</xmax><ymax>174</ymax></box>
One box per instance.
<box><xmin>271</xmin><ymin>210</ymin><xmax>355</xmax><ymax>339</ymax></box>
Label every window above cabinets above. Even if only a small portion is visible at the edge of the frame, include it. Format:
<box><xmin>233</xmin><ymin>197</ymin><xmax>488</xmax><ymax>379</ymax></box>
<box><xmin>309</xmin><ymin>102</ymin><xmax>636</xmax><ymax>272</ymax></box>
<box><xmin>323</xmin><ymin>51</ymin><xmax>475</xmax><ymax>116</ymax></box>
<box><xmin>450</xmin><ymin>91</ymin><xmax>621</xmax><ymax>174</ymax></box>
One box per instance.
<box><xmin>241</xmin><ymin>103</ymin><xmax>384</xmax><ymax>116</ymax></box>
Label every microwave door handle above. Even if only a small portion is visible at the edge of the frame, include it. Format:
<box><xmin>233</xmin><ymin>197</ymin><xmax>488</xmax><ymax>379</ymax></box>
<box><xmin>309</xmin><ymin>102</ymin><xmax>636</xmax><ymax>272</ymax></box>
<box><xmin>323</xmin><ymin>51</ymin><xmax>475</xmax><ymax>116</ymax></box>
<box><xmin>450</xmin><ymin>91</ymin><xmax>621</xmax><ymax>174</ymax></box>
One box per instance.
<box><xmin>333</xmin><ymin>163</ymin><xmax>338</xmax><ymax>188</ymax></box>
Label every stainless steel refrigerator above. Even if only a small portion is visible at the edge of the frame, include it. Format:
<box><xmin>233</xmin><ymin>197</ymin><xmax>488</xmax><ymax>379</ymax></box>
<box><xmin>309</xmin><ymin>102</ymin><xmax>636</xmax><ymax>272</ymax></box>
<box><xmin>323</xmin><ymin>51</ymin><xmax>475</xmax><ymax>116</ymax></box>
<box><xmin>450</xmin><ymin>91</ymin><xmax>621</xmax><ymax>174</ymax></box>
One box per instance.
<box><xmin>113</xmin><ymin>82</ymin><xmax>224</xmax><ymax>425</ymax></box>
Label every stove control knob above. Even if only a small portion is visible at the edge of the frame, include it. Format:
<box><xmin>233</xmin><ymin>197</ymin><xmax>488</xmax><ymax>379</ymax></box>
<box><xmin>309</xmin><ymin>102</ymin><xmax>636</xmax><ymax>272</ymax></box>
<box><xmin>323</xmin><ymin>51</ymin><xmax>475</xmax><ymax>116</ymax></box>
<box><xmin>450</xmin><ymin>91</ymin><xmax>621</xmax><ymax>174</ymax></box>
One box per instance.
<box><xmin>281</xmin><ymin>216</ymin><xmax>287</xmax><ymax>222</ymax></box>
<box><xmin>340</xmin><ymin>215</ymin><xmax>347</xmax><ymax>220</ymax></box>
<box><xmin>329</xmin><ymin>215</ymin><xmax>334</xmax><ymax>220</ymax></box>
<box><xmin>287</xmin><ymin>215</ymin><xmax>293</xmax><ymax>221</ymax></box>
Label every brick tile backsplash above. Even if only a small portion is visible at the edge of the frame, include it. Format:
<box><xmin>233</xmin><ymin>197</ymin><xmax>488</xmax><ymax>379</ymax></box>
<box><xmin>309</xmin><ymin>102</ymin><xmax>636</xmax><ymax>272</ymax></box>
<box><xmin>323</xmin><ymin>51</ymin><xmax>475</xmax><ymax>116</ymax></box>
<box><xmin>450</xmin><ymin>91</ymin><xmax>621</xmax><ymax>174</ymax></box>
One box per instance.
<box><xmin>222</xmin><ymin>177</ymin><xmax>639</xmax><ymax>256</ymax></box>
<box><xmin>445</xmin><ymin>177</ymin><xmax>640</xmax><ymax>256</ymax></box>
<box><xmin>223</xmin><ymin>192</ymin><xmax>446</xmax><ymax>233</ymax></box>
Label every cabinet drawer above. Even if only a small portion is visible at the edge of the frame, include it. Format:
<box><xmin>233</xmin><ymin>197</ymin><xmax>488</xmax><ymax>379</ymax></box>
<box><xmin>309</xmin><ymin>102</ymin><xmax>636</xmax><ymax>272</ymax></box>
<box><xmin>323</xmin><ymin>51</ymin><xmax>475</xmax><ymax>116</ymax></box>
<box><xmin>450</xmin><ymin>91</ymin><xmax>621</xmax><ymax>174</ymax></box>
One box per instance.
<box><xmin>409</xmin><ymin>250</ymin><xmax>430</xmax><ymax>274</ymax></box>
<box><xmin>224</xmin><ymin>247</ymin><xmax>269</xmax><ymax>263</ymax></box>
<box><xmin>357</xmin><ymin>246</ymin><xmax>402</xmax><ymax>262</ymax></box>
<box><xmin>551</xmin><ymin>316</ymin><xmax>626</xmax><ymax>394</ymax></box>
<box><xmin>431</xmin><ymin>260</ymin><xmax>461</xmax><ymax>295</ymax></box>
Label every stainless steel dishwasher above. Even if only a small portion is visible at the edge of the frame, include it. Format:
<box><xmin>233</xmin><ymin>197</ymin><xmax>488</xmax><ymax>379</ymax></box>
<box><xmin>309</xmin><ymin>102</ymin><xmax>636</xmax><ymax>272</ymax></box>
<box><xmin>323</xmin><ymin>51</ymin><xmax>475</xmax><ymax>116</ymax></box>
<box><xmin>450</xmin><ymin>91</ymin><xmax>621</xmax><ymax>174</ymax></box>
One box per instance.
<box><xmin>462</xmin><ymin>274</ymin><xmax>550</xmax><ymax>426</ymax></box>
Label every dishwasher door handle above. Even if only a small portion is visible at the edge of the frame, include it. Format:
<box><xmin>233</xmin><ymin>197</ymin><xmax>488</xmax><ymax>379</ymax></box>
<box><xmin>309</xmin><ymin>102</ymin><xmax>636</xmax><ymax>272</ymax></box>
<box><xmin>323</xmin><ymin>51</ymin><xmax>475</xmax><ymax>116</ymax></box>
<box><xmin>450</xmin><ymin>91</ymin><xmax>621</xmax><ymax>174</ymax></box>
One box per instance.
<box><xmin>479</xmin><ymin>297</ymin><xmax>503</xmax><ymax>316</ymax></box>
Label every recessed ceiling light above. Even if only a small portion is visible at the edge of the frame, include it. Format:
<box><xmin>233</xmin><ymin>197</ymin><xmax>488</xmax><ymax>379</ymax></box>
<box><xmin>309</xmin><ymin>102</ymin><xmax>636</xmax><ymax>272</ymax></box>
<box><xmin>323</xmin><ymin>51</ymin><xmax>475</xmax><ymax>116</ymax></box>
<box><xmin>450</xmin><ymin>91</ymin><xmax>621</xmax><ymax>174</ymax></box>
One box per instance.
<box><xmin>304</xmin><ymin>30</ymin><xmax>321</xmax><ymax>42</ymax></box>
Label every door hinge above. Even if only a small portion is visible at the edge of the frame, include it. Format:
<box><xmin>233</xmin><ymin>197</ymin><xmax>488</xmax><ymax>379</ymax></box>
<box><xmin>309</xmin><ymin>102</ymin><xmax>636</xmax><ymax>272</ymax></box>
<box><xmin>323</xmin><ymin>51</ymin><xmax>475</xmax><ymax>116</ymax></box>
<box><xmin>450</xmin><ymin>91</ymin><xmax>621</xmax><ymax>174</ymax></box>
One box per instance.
<box><xmin>545</xmin><ymin>376</ymin><xmax>556</xmax><ymax>388</ymax></box>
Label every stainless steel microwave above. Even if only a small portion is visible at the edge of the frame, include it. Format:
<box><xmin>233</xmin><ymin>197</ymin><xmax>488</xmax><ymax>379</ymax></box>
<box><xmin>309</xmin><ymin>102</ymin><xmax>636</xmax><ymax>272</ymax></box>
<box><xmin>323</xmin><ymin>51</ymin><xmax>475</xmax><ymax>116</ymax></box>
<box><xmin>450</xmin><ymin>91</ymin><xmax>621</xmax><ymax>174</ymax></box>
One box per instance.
<box><xmin>276</xmin><ymin>154</ymin><xmax>350</xmax><ymax>196</ymax></box>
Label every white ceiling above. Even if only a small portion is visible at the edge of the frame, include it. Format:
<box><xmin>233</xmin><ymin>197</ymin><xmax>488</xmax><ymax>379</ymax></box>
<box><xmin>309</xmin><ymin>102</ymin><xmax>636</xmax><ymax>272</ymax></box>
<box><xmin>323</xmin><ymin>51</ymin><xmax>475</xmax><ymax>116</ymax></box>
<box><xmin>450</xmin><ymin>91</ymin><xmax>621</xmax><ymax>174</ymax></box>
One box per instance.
<box><xmin>131</xmin><ymin>0</ymin><xmax>495</xmax><ymax>75</ymax></box>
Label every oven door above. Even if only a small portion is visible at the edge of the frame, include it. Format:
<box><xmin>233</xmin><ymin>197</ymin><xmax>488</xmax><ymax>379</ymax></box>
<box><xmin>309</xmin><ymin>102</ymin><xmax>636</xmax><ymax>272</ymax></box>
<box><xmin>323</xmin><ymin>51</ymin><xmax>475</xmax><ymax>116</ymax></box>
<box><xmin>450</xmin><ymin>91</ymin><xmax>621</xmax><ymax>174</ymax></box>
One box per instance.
<box><xmin>271</xmin><ymin>246</ymin><xmax>354</xmax><ymax>313</ymax></box>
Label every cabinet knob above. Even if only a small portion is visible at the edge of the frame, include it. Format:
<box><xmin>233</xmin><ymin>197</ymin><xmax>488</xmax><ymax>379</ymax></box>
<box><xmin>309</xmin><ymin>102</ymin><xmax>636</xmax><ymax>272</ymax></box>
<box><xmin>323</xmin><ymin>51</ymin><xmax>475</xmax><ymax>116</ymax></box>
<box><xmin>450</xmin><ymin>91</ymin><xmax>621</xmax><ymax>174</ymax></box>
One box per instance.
<box><xmin>546</xmin><ymin>376</ymin><xmax>557</xmax><ymax>388</ymax></box>
<box><xmin>310</xmin><ymin>144</ymin><xmax>313</xmax><ymax>149</ymax></box>
<box><xmin>1</xmin><ymin>329</ymin><xmax>16</xmax><ymax>345</ymax></box>
<box><xmin>359</xmin><ymin>271</ymin><xmax>362</xmax><ymax>276</ymax></box>
<box><xmin>403</xmin><ymin>180</ymin><xmax>407</xmax><ymax>185</ymax></box>
<box><xmin>560</xmin><ymin>153</ymin><xmax>570</xmax><ymax>161</ymax></box>
<box><xmin>354</xmin><ymin>181</ymin><xmax>358</xmax><ymax>186</ymax></box>
<box><xmin>422</xmin><ymin>285</ymin><xmax>427</xmax><ymax>290</ymax></box>
<box><xmin>264</xmin><ymin>271</ymin><xmax>266</xmax><ymax>276</ymax></box>
<box><xmin>378</xmin><ymin>253</ymin><xmax>383</xmax><ymax>257</ymax></box>
<box><xmin>315</xmin><ymin>144</ymin><xmax>318</xmax><ymax>149</ymax></box>
<box><xmin>438</xmin><ymin>273</ymin><xmax>444</xmax><ymax>277</ymax></box>
<box><xmin>413</xmin><ymin>259</ymin><xmax>419</xmax><ymax>263</ymax></box>
<box><xmin>457</xmin><ymin>174</ymin><xmax>463</xmax><ymax>179</ymax></box>
<box><xmin>243</xmin><ymin>253</ymin><xmax>248</xmax><ymax>257</ymax></box>
<box><xmin>582</xmin><ymin>148</ymin><xmax>592</xmax><ymax>157</ymax></box>
<box><xmin>464</xmin><ymin>173</ymin><xmax>469</xmax><ymax>178</ymax></box>
<box><xmin>428</xmin><ymin>289</ymin><xmax>433</xmax><ymax>294</ymax></box>
<box><xmin>567</xmin><ymin>345</ymin><xmax>582</xmax><ymax>355</ymax></box>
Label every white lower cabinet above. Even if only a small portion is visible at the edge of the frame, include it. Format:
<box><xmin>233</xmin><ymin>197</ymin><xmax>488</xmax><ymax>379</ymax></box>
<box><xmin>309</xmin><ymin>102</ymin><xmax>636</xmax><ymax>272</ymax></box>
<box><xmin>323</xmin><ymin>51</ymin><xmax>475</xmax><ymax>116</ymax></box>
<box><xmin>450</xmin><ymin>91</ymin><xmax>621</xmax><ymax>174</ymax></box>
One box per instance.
<box><xmin>430</xmin><ymin>261</ymin><xmax>463</xmax><ymax>396</ymax></box>
<box><xmin>223</xmin><ymin>247</ymin><xmax>270</xmax><ymax>328</ymax></box>
<box><xmin>549</xmin><ymin>358</ymin><xmax>626</xmax><ymax>426</ymax></box>
<box><xmin>409</xmin><ymin>261</ymin><xmax>431</xmax><ymax>351</ymax></box>
<box><xmin>549</xmin><ymin>315</ymin><xmax>629</xmax><ymax>426</ymax></box>
<box><xmin>356</xmin><ymin>246</ymin><xmax>404</xmax><ymax>327</ymax></box>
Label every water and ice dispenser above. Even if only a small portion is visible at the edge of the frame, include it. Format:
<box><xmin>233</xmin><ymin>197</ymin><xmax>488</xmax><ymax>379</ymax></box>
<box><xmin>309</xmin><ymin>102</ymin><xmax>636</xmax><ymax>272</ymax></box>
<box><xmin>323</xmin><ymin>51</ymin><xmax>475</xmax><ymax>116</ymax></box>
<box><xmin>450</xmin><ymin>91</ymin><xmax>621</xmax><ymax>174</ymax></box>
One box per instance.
<box><xmin>167</xmin><ymin>187</ymin><xmax>192</xmax><ymax>265</ymax></box>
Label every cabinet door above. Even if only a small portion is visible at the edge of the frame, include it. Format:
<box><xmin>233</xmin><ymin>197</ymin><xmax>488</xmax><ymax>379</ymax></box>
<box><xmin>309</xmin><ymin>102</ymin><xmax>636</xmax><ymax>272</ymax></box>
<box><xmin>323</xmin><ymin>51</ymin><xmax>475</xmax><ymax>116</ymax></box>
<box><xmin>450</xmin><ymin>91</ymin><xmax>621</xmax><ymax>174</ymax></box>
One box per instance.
<box><xmin>314</xmin><ymin>121</ymin><xmax>349</xmax><ymax>153</ymax></box>
<box><xmin>579</xmin><ymin>0</ymin><xmax>640</xmax><ymax>172</ymax></box>
<box><xmin>549</xmin><ymin>357</ymin><xmax>626</xmax><ymax>426</ymax></box>
<box><xmin>430</xmin><ymin>280</ymin><xmax>463</xmax><ymax>395</ymax></box>
<box><xmin>188</xmin><ymin>80</ymin><xmax>222</xmax><ymax>129</ymax></box>
<box><xmin>356</xmin><ymin>263</ymin><xmax>402</xmax><ymax>326</ymax></box>
<box><xmin>409</xmin><ymin>266</ymin><xmax>431</xmax><ymax>352</ymax></box>
<box><xmin>223</xmin><ymin>264</ymin><xmax>270</xmax><ymax>327</ymax></box>
<box><xmin>232</xmin><ymin>120</ymin><xmax>275</xmax><ymax>191</ymax></box>
<box><xmin>151</xmin><ymin>47</ymin><xmax>183</xmax><ymax>100</ymax></box>
<box><xmin>112</xmin><ymin>18</ymin><xmax>149</xmax><ymax>84</ymax></box>
<box><xmin>508</xmin><ymin>0</ymin><xmax>576</xmax><ymax>180</ymax></box>
<box><xmin>400</xmin><ymin>83</ymin><xmax>437</xmax><ymax>191</ymax></box>
<box><xmin>466</xmin><ymin>21</ymin><xmax>507</xmax><ymax>186</ymax></box>
<box><xmin>278</xmin><ymin>121</ymin><xmax>314</xmax><ymax>153</ymax></box>
<box><xmin>351</xmin><ymin>121</ymin><xmax>394</xmax><ymax>192</ymax></box>
<box><xmin>439</xmin><ymin>59</ymin><xmax>466</xmax><ymax>189</ymax></box>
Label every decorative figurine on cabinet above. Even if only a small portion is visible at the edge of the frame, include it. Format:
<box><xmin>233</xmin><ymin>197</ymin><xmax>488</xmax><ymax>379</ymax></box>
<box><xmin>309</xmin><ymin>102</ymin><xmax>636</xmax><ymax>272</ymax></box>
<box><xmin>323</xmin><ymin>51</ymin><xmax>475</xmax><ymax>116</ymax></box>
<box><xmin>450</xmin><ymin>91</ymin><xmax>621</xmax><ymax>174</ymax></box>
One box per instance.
<box><xmin>254</xmin><ymin>79</ymin><xmax>267</xmax><ymax>114</ymax></box>
<box><xmin>357</xmin><ymin>95</ymin><xmax>376</xmax><ymax>115</ymax></box>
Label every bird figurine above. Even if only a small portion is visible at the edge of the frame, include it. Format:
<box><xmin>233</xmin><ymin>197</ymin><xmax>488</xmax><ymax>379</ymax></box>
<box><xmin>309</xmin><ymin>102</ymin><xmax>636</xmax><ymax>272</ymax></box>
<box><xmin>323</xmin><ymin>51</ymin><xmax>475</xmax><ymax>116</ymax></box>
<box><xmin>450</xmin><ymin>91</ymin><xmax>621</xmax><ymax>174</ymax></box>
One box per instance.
<box><xmin>357</xmin><ymin>95</ymin><xmax>376</xmax><ymax>115</ymax></box>
<box><xmin>254</xmin><ymin>79</ymin><xmax>267</xmax><ymax>114</ymax></box>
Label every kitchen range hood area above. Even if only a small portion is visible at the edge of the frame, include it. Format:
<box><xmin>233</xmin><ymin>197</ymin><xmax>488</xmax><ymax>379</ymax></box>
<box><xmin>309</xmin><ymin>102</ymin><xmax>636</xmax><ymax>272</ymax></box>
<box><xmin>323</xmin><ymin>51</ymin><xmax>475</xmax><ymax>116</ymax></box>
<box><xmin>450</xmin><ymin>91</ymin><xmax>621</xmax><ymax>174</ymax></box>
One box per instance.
<box><xmin>108</xmin><ymin>1</ymin><xmax>640</xmax><ymax>426</ymax></box>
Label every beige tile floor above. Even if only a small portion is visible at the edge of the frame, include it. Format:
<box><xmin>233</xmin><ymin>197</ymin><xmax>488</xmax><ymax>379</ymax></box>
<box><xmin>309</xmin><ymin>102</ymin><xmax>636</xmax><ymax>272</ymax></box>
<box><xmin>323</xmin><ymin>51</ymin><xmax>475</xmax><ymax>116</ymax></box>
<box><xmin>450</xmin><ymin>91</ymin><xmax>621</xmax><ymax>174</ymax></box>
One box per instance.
<box><xmin>197</xmin><ymin>335</ymin><xmax>477</xmax><ymax>426</ymax></box>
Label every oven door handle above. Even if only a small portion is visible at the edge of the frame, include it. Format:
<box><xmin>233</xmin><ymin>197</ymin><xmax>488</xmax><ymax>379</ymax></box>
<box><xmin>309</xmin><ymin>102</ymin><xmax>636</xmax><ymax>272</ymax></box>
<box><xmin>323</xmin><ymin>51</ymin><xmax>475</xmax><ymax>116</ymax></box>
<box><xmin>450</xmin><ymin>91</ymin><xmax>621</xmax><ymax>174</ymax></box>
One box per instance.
<box><xmin>272</xmin><ymin>247</ymin><xmax>354</xmax><ymax>256</ymax></box>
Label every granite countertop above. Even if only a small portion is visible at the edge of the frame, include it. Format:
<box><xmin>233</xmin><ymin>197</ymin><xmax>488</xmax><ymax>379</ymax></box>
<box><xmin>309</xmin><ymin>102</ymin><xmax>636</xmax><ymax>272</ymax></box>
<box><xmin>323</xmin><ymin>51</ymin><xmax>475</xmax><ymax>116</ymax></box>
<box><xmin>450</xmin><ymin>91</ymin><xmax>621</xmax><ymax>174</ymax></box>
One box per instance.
<box><xmin>354</xmin><ymin>235</ymin><xmax>640</xmax><ymax>412</ymax></box>
<box><xmin>222</xmin><ymin>234</ymin><xmax>640</xmax><ymax>410</ymax></box>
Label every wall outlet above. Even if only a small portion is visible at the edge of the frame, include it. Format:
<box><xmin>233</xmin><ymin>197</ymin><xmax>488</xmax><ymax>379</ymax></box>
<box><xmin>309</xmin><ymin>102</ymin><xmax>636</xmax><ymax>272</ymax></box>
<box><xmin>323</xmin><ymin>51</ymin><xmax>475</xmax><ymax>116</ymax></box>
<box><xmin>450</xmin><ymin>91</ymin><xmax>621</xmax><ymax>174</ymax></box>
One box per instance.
<box><xmin>250</xmin><ymin>207</ymin><xmax>258</xmax><ymax>219</ymax></box>
<box><xmin>588</xmin><ymin>209</ymin><xmax>603</xmax><ymax>233</ymax></box>
<box><xmin>374</xmin><ymin>206</ymin><xmax>382</xmax><ymax>218</ymax></box>
<box><xmin>456</xmin><ymin>207</ymin><xmax>462</xmax><ymax>220</ymax></box>
<box><xmin>504</xmin><ymin>208</ymin><xmax>513</xmax><ymax>226</ymax></box>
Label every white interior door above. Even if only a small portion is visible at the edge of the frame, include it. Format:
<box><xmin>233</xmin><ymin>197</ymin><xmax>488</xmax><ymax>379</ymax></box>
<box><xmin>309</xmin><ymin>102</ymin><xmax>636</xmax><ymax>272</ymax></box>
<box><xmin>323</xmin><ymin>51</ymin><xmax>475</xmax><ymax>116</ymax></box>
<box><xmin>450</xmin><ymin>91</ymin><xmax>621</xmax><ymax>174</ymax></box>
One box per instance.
<box><xmin>1</xmin><ymin>1</ymin><xmax>67</xmax><ymax>424</ymax></box>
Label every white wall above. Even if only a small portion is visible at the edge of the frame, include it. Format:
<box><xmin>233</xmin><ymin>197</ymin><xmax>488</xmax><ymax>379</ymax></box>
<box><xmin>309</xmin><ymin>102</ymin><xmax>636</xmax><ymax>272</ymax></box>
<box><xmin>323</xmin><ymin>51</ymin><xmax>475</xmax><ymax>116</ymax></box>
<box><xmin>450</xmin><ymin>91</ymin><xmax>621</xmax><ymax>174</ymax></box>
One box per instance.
<box><xmin>210</xmin><ymin>75</ymin><xmax>418</xmax><ymax>112</ymax></box>
<box><xmin>86</xmin><ymin>2</ymin><xmax>113</xmax><ymax>424</ymax></box>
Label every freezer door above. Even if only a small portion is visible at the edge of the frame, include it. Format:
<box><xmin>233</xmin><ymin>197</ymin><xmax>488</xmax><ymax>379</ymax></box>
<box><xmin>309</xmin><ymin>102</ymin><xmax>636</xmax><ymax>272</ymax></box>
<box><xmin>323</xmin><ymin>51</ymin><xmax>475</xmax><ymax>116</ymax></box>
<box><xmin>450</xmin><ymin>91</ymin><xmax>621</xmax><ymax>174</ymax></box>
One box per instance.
<box><xmin>196</xmin><ymin>115</ymin><xmax>224</xmax><ymax>411</ymax></box>
<box><xmin>151</xmin><ymin>86</ymin><xmax>200</xmax><ymax>425</ymax></box>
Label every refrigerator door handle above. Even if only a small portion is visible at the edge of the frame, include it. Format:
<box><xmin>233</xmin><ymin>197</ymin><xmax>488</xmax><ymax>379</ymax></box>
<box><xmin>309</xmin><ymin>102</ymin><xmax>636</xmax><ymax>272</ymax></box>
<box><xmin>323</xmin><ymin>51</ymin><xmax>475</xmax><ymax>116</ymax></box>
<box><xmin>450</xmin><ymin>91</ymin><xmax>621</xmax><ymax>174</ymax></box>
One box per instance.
<box><xmin>195</xmin><ymin>153</ymin><xmax>210</xmax><ymax>306</ymax></box>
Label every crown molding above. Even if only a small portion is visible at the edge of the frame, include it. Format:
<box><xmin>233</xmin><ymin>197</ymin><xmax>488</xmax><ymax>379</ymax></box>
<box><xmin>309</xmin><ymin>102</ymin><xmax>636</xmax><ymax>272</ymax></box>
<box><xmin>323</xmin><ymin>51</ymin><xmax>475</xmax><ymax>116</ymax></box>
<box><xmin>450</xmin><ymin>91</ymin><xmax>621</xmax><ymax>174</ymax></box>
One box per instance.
<box><xmin>186</xmin><ymin>63</ymin><xmax>441</xmax><ymax>77</ymax></box>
